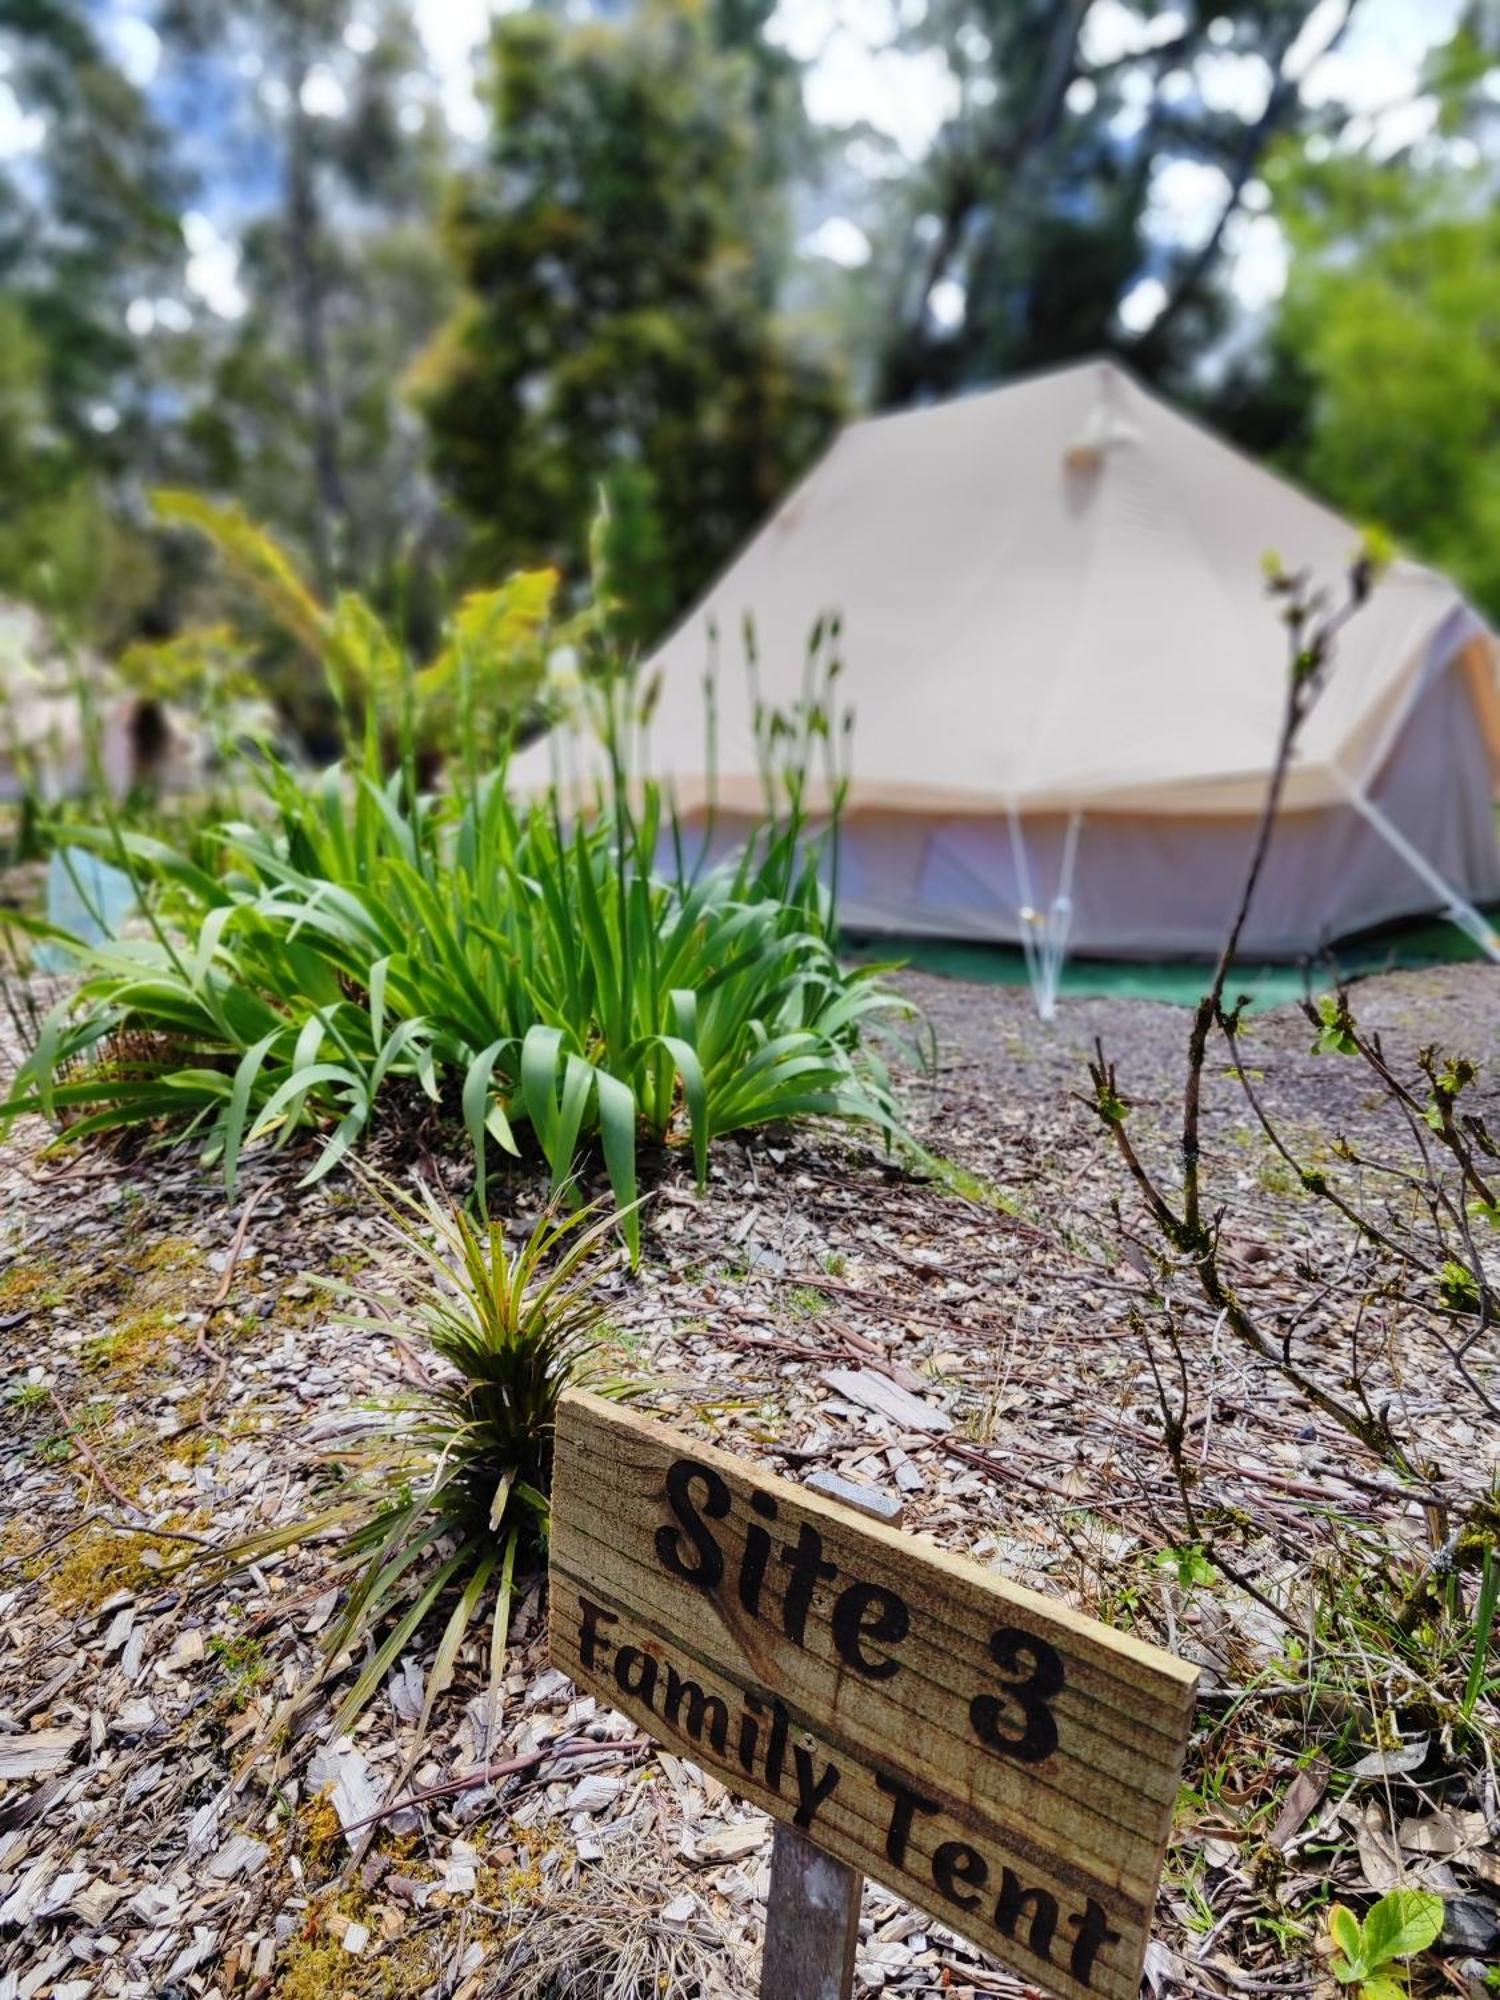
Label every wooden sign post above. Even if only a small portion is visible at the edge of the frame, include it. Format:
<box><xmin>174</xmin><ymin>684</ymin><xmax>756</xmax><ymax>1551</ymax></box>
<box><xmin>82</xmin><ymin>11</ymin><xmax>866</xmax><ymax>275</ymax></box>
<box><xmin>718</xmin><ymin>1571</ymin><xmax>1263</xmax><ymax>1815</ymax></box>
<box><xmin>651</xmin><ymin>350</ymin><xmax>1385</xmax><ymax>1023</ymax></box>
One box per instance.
<box><xmin>549</xmin><ymin>1391</ymin><xmax>1198</xmax><ymax>2000</ymax></box>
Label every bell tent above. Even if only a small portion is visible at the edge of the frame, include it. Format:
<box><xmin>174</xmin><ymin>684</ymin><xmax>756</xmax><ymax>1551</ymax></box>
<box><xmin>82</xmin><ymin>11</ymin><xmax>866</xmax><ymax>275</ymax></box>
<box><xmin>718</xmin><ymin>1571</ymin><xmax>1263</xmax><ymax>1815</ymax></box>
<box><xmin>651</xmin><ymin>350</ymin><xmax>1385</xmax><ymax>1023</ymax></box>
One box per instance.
<box><xmin>533</xmin><ymin>359</ymin><xmax>1500</xmax><ymax>966</ymax></box>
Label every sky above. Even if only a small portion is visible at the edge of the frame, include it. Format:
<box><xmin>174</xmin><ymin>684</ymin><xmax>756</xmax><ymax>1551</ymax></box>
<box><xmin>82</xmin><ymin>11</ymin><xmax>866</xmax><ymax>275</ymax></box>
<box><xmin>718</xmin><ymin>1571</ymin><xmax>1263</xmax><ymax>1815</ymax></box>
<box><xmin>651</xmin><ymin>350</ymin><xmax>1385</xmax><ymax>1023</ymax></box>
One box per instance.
<box><xmin>1</xmin><ymin>0</ymin><xmax>1470</xmax><ymax>334</ymax></box>
<box><xmin>404</xmin><ymin>0</ymin><xmax>1462</xmax><ymax>167</ymax></box>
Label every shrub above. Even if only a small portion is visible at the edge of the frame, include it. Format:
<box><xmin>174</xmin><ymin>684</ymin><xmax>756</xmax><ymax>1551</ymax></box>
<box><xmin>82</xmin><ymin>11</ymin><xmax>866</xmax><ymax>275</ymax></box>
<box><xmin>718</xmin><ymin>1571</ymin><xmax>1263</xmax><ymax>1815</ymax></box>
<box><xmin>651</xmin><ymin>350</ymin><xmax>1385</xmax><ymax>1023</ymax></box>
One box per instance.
<box><xmin>1</xmin><ymin>513</ymin><xmax>914</xmax><ymax>1259</ymax></box>
<box><xmin>1086</xmin><ymin>550</ymin><xmax>1498</xmax><ymax>1939</ymax></box>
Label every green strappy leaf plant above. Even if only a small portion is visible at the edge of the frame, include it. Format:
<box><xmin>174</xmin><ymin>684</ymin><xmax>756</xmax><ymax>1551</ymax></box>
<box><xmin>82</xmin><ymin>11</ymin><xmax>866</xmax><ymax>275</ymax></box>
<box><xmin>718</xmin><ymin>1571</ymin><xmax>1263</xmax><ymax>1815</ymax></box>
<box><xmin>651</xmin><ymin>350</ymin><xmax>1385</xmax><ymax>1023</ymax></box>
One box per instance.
<box><xmin>202</xmin><ymin>1179</ymin><xmax>627</xmax><ymax>1775</ymax></box>
<box><xmin>1</xmin><ymin>509</ymin><xmax>918</xmax><ymax>1260</ymax></box>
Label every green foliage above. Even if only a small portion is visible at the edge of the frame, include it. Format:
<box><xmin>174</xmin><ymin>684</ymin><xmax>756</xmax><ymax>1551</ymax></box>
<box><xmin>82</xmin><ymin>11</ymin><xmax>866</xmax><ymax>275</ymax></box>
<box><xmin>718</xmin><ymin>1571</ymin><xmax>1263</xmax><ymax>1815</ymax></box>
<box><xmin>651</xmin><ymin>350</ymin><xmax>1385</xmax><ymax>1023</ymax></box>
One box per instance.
<box><xmin>1155</xmin><ymin>1544</ymin><xmax>1216</xmax><ymax>1591</ymax></box>
<box><xmin>1312</xmin><ymin>994</ymin><xmax>1361</xmax><ymax>1057</ymax></box>
<box><xmin>3</xmin><ymin>759</ymin><xmax>906</xmax><ymax>1262</ymax></box>
<box><xmin>415</xmin><ymin>0</ymin><xmax>842</xmax><ymax>640</ymax></box>
<box><xmin>153</xmin><ymin>492</ymin><xmax>564</xmax><ymax>762</ymax></box>
<box><xmin>1437</xmin><ymin>1259</ymin><xmax>1481</xmax><ymax>1314</ymax></box>
<box><xmin>1327</xmin><ymin>1890</ymin><xmax>1444</xmax><ymax>1998</ymax></box>
<box><xmin>1265</xmin><ymin>139</ymin><xmax>1500</xmax><ymax>622</ymax></box>
<box><xmin>414</xmin><ymin>567</ymin><xmax>563</xmax><ymax>769</ymax></box>
<box><xmin>1463</xmin><ymin>1547</ymin><xmax>1499</xmax><ymax>1725</ymax></box>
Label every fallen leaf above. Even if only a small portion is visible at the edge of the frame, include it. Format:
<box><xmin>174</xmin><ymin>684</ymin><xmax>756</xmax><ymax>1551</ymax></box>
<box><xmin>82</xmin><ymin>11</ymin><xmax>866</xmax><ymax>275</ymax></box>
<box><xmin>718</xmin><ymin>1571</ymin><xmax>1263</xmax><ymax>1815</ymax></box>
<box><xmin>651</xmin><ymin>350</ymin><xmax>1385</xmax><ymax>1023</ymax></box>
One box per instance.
<box><xmin>1270</xmin><ymin>1759</ymin><xmax>1330</xmax><ymax>1850</ymax></box>
<box><xmin>1348</xmin><ymin>1738</ymin><xmax>1428</xmax><ymax>1780</ymax></box>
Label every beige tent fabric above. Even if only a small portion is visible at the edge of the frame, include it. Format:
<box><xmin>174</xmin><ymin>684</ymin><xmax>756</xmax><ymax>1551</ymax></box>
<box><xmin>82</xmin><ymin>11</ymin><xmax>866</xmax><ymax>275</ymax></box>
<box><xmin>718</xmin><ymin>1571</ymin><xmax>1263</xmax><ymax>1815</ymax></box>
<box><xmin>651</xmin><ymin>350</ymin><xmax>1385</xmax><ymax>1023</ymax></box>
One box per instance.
<box><xmin>513</xmin><ymin>358</ymin><xmax>1500</xmax><ymax>955</ymax></box>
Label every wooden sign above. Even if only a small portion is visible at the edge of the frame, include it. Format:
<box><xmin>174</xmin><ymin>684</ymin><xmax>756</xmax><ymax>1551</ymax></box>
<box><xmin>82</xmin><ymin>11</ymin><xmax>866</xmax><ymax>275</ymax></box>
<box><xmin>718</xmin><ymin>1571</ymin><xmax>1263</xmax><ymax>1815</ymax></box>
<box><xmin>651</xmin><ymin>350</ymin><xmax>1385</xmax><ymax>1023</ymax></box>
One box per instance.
<box><xmin>549</xmin><ymin>1392</ymin><xmax>1198</xmax><ymax>2000</ymax></box>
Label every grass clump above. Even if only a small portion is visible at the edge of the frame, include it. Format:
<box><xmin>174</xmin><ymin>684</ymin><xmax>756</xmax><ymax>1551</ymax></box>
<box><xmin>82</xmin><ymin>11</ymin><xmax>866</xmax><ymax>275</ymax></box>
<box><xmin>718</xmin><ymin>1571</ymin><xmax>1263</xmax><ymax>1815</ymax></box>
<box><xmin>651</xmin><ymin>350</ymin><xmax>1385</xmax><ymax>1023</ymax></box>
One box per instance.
<box><xmin>208</xmin><ymin>1176</ymin><xmax>621</xmax><ymax>1767</ymax></box>
<box><xmin>208</xmin><ymin>1628</ymin><xmax>274</xmax><ymax>1703</ymax></box>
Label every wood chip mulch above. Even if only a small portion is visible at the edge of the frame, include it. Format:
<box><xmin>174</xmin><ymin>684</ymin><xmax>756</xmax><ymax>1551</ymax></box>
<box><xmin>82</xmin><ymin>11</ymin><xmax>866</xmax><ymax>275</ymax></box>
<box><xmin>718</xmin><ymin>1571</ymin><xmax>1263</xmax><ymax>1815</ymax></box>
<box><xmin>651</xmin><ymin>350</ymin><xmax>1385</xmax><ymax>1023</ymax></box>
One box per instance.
<box><xmin>1</xmin><ymin>962</ymin><xmax>1496</xmax><ymax>1999</ymax></box>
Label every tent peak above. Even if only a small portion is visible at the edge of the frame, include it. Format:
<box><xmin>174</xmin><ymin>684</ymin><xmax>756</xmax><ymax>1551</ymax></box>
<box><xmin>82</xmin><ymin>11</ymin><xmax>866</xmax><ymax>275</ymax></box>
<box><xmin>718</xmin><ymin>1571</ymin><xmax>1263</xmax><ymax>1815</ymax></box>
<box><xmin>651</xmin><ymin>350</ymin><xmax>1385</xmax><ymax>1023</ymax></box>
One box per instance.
<box><xmin>849</xmin><ymin>354</ymin><xmax>1145</xmax><ymax>439</ymax></box>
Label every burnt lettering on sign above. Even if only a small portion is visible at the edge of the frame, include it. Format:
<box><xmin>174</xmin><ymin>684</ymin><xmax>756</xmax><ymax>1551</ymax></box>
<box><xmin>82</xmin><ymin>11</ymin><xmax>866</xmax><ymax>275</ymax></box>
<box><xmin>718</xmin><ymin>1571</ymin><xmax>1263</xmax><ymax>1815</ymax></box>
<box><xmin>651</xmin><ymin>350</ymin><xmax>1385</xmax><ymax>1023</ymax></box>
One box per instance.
<box><xmin>654</xmin><ymin>1454</ymin><xmax>1065</xmax><ymax>1753</ymax></box>
<box><xmin>549</xmin><ymin>1392</ymin><xmax>1199</xmax><ymax>2000</ymax></box>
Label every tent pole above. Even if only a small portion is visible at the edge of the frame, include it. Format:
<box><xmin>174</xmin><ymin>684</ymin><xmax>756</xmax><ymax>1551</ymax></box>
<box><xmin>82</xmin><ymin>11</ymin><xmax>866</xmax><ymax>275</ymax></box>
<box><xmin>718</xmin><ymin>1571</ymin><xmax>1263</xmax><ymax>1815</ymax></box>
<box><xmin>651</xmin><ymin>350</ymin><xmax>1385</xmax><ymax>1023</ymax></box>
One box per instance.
<box><xmin>1044</xmin><ymin>811</ymin><xmax>1084</xmax><ymax>1009</ymax></box>
<box><xmin>1006</xmin><ymin>806</ymin><xmax>1047</xmax><ymax>1017</ymax></box>
<box><xmin>1339</xmin><ymin>782</ymin><xmax>1500</xmax><ymax>964</ymax></box>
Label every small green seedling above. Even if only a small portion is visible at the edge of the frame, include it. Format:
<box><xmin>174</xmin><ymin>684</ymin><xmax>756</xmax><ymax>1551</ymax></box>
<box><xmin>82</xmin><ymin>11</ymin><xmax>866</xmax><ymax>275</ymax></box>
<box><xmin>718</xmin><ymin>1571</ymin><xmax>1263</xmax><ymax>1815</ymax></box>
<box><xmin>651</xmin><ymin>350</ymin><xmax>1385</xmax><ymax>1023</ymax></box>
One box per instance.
<box><xmin>1156</xmin><ymin>1544</ymin><xmax>1217</xmax><ymax>1591</ymax></box>
<box><xmin>1328</xmin><ymin>1889</ymin><xmax>1444</xmax><ymax>1999</ymax></box>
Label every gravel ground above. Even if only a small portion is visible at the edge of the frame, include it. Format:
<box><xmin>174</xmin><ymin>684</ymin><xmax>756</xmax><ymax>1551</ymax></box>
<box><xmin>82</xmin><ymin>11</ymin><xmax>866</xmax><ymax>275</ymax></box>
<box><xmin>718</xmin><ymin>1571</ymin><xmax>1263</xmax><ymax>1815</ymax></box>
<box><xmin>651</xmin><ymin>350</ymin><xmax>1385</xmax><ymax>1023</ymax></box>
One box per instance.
<box><xmin>1</xmin><ymin>960</ymin><xmax>1496</xmax><ymax>2000</ymax></box>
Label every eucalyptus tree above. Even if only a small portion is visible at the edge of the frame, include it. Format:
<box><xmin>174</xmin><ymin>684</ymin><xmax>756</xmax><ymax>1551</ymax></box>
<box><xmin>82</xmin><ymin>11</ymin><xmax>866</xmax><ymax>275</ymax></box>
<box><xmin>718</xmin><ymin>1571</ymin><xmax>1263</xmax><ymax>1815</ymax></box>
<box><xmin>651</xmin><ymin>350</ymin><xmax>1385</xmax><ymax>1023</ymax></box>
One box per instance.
<box><xmin>870</xmin><ymin>0</ymin><xmax>1370</xmax><ymax>403</ymax></box>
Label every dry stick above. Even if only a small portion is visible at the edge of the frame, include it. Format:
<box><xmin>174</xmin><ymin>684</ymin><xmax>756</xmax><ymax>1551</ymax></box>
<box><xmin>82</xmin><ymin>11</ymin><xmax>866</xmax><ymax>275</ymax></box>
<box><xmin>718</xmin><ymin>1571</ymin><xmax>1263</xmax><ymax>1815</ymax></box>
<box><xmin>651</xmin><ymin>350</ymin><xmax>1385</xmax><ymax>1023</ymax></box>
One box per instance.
<box><xmin>46</xmin><ymin>1387</ymin><xmax>138</xmax><ymax>1510</ymax></box>
<box><xmin>196</xmin><ymin>1180</ymin><xmax>276</xmax><ymax>1415</ymax></box>
<box><xmin>940</xmin><ymin>1435</ymin><xmax>1143</xmax><ymax>1518</ymax></box>
<box><xmin>1097</xmin><ymin>1085</ymin><xmax>1410</xmax><ymax>1465</ymax></box>
<box><xmin>1098</xmin><ymin>551</ymin><xmax>1500</xmax><ymax>1622</ymax></box>
<box><xmin>1180</xmin><ymin>675</ymin><xmax>1302</xmax><ymax>1244</ymax></box>
<box><xmin>1136</xmin><ymin>1314</ymin><xmax>1299</xmax><ymax>1634</ymax></box>
<box><xmin>1088</xmin><ymin>571</ymin><xmax>1412</xmax><ymax>1466</ymax></box>
<box><xmin>1178</xmin><ymin>580</ymin><xmax>1364</xmax><ymax>1237</ymax></box>
<box><xmin>1222</xmin><ymin>1026</ymin><xmax>1429</xmax><ymax>1278</ymax></box>
<box><xmin>338</xmin><ymin>1732</ymin><xmax>651</xmax><ymax>1834</ymax></box>
<box><xmin>1259</xmin><ymin>1012</ymin><xmax>1500</xmax><ymax>1418</ymax></box>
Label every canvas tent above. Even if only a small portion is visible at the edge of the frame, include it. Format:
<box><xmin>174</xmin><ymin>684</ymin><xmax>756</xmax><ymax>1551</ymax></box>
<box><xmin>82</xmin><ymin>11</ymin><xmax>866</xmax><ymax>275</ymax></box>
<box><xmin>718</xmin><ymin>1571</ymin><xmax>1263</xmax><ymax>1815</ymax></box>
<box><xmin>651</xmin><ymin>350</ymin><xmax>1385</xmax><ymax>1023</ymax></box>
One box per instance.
<box><xmin>525</xmin><ymin>359</ymin><xmax>1500</xmax><ymax>966</ymax></box>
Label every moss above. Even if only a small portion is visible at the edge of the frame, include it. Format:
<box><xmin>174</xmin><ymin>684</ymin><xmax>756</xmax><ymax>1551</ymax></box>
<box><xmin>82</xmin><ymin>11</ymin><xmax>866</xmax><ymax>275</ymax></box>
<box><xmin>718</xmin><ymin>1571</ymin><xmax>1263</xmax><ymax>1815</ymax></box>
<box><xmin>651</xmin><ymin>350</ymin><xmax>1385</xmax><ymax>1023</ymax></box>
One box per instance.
<box><xmin>41</xmin><ymin>1524</ymin><xmax>154</xmax><ymax>1610</ymax></box>
<box><xmin>298</xmin><ymin>1796</ymin><xmax>348</xmax><ymax>1882</ymax></box>
<box><xmin>275</xmin><ymin>1868</ymin><xmax>477</xmax><ymax>1998</ymax></box>
<box><xmin>82</xmin><ymin>1306</ymin><xmax>180</xmax><ymax>1381</ymax></box>
<box><xmin>276</xmin><ymin>1927</ymin><xmax>454</xmax><ymax>2000</ymax></box>
<box><xmin>0</xmin><ymin>1255</ymin><xmax>79</xmax><ymax>1313</ymax></box>
<box><xmin>1457</xmin><ymin>1496</ymin><xmax>1500</xmax><ymax>1565</ymax></box>
<box><xmin>8</xmin><ymin>1509</ymin><xmax>205</xmax><ymax>1612</ymax></box>
<box><xmin>480</xmin><ymin>1847</ymin><xmax>549</xmax><ymax>1903</ymax></box>
<box><xmin>786</xmin><ymin>1285</ymin><xmax>827</xmax><ymax>1317</ymax></box>
<box><xmin>325</xmin><ymin>1247</ymin><xmax>370</xmax><ymax>1281</ymax></box>
<box><xmin>133</xmin><ymin>1236</ymin><xmax>201</xmax><ymax>1278</ymax></box>
<box><xmin>1256</xmin><ymin>1158</ymin><xmax>1299</xmax><ymax>1197</ymax></box>
<box><xmin>914</xmin><ymin>1146</ymin><xmax>1022</xmax><ymax>1214</ymax></box>
<box><xmin>275</xmin><ymin>1936</ymin><xmax>350</xmax><ymax>2000</ymax></box>
<box><xmin>122</xmin><ymin>1237</ymin><xmax>207</xmax><ymax>1320</ymax></box>
<box><xmin>164</xmin><ymin>1418</ymin><xmax>218</xmax><ymax>1464</ymax></box>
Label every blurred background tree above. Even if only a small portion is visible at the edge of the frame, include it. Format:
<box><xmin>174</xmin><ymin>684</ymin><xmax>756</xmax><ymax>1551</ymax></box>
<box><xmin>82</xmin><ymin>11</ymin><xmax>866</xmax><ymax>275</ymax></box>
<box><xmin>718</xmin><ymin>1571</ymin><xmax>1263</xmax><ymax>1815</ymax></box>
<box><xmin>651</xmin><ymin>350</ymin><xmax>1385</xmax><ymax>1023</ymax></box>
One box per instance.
<box><xmin>154</xmin><ymin>0</ymin><xmax>458</xmax><ymax>595</ymax></box>
<box><xmin>863</xmin><ymin>0</ymin><xmax>1370</xmax><ymax>403</ymax></box>
<box><xmin>0</xmin><ymin>0</ymin><xmax>188</xmax><ymax>640</ymax></box>
<box><xmin>414</xmin><ymin>0</ymin><xmax>843</xmax><ymax>651</ymax></box>
<box><xmin>1232</xmin><ymin>4</ymin><xmax>1500</xmax><ymax>622</ymax></box>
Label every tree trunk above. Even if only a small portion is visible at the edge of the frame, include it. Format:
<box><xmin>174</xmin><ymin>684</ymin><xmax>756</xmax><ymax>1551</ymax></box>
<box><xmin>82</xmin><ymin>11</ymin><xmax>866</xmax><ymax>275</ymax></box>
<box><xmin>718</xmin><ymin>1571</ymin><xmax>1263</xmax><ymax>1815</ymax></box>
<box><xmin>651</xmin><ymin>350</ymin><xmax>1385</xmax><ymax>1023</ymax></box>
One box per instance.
<box><xmin>284</xmin><ymin>49</ymin><xmax>349</xmax><ymax>592</ymax></box>
<box><xmin>876</xmin><ymin>0</ymin><xmax>1090</xmax><ymax>406</ymax></box>
<box><xmin>1136</xmin><ymin>0</ymin><xmax>1361</xmax><ymax>347</ymax></box>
